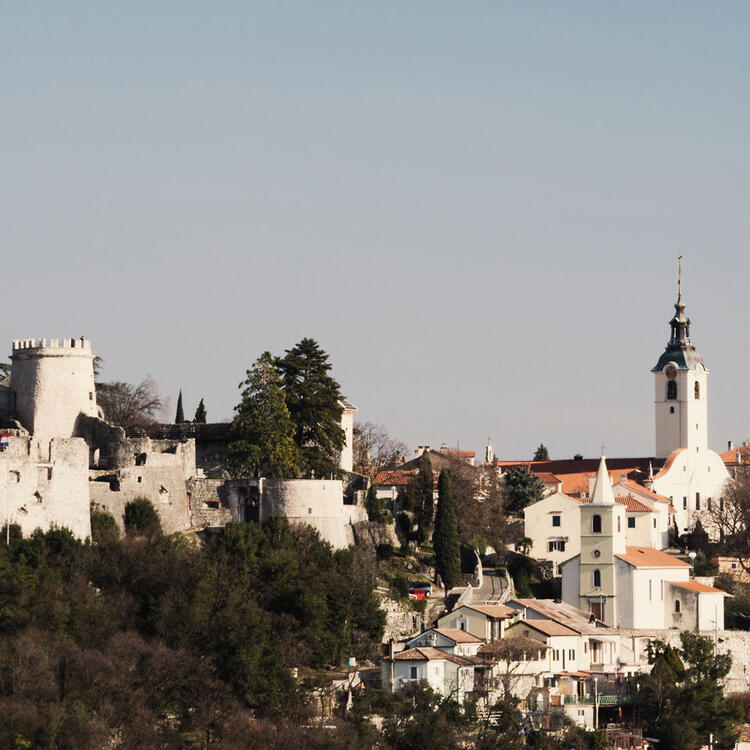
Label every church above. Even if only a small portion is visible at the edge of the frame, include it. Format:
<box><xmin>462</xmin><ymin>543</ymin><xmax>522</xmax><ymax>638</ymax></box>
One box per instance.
<box><xmin>559</xmin><ymin>455</ymin><xmax>727</xmax><ymax>630</ymax></box>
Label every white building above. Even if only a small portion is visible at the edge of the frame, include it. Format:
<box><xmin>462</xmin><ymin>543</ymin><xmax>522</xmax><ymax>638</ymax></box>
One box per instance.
<box><xmin>559</xmin><ymin>456</ymin><xmax>726</xmax><ymax>629</ymax></box>
<box><xmin>648</xmin><ymin>271</ymin><xmax>730</xmax><ymax>534</ymax></box>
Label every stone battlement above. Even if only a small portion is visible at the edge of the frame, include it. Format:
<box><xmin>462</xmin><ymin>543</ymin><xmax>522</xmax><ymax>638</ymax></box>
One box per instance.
<box><xmin>12</xmin><ymin>337</ymin><xmax>92</xmax><ymax>353</ymax></box>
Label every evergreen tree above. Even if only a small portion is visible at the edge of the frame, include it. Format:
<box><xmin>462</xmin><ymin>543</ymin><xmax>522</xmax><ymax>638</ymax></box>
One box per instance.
<box><xmin>365</xmin><ymin>483</ymin><xmax>385</xmax><ymax>523</ymax></box>
<box><xmin>504</xmin><ymin>467</ymin><xmax>545</xmax><ymax>516</ymax></box>
<box><xmin>175</xmin><ymin>390</ymin><xmax>185</xmax><ymax>423</ymax></box>
<box><xmin>410</xmin><ymin>451</ymin><xmax>435</xmax><ymax>544</ymax></box>
<box><xmin>193</xmin><ymin>398</ymin><xmax>207</xmax><ymax>423</ymax></box>
<box><xmin>533</xmin><ymin>443</ymin><xmax>550</xmax><ymax>461</ymax></box>
<box><xmin>276</xmin><ymin>338</ymin><xmax>345</xmax><ymax>477</ymax></box>
<box><xmin>229</xmin><ymin>352</ymin><xmax>301</xmax><ymax>479</ymax></box>
<box><xmin>434</xmin><ymin>470</ymin><xmax>461</xmax><ymax>589</ymax></box>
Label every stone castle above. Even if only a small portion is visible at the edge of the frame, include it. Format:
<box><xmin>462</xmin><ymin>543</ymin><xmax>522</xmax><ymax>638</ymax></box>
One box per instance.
<box><xmin>0</xmin><ymin>337</ymin><xmax>366</xmax><ymax>548</ymax></box>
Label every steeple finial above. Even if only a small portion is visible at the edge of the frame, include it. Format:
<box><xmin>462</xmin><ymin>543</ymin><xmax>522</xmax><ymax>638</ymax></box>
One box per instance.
<box><xmin>590</xmin><ymin>455</ymin><xmax>615</xmax><ymax>505</ymax></box>
<box><xmin>677</xmin><ymin>255</ymin><xmax>682</xmax><ymax>305</ymax></box>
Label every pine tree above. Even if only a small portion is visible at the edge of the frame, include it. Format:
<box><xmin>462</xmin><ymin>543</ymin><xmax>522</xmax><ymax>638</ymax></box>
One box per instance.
<box><xmin>175</xmin><ymin>390</ymin><xmax>185</xmax><ymax>423</ymax></box>
<box><xmin>433</xmin><ymin>470</ymin><xmax>460</xmax><ymax>589</ymax></box>
<box><xmin>411</xmin><ymin>451</ymin><xmax>435</xmax><ymax>544</ymax></box>
<box><xmin>533</xmin><ymin>443</ymin><xmax>550</xmax><ymax>461</ymax></box>
<box><xmin>193</xmin><ymin>398</ymin><xmax>207</xmax><ymax>423</ymax></box>
<box><xmin>276</xmin><ymin>338</ymin><xmax>344</xmax><ymax>477</ymax></box>
<box><xmin>504</xmin><ymin>467</ymin><xmax>545</xmax><ymax>516</ymax></box>
<box><xmin>229</xmin><ymin>352</ymin><xmax>301</xmax><ymax>479</ymax></box>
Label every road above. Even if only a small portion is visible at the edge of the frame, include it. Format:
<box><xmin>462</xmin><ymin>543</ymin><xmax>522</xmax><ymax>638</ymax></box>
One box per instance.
<box><xmin>473</xmin><ymin>567</ymin><xmax>506</xmax><ymax>603</ymax></box>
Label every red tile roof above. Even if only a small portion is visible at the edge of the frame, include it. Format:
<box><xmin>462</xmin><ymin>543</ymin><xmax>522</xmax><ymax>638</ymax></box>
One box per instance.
<box><xmin>619</xmin><ymin>480</ymin><xmax>672</xmax><ymax>505</ymax></box>
<box><xmin>462</xmin><ymin>604</ymin><xmax>517</xmax><ymax>619</ymax></box>
<box><xmin>652</xmin><ymin>448</ymin><xmax>686</xmax><ymax>480</ymax></box>
<box><xmin>535</xmin><ymin>472</ymin><xmax>563</xmax><ymax>484</ymax></box>
<box><xmin>615</xmin><ymin>546</ymin><xmax>691</xmax><ymax>568</ymax></box>
<box><xmin>510</xmin><ymin>619</ymin><xmax>578</xmax><ymax>637</ymax></box>
<box><xmin>669</xmin><ymin>580</ymin><xmax>727</xmax><ymax>594</ymax></box>
<box><xmin>392</xmin><ymin>647</ymin><xmax>476</xmax><ymax>665</ymax></box>
<box><xmin>720</xmin><ymin>445</ymin><xmax>750</xmax><ymax>465</ymax></box>
<box><xmin>433</xmin><ymin>628</ymin><xmax>483</xmax><ymax>643</ymax></box>
<box><xmin>372</xmin><ymin>469</ymin><xmax>417</xmax><ymax>486</ymax></box>
<box><xmin>614</xmin><ymin>495</ymin><xmax>654</xmax><ymax>513</ymax></box>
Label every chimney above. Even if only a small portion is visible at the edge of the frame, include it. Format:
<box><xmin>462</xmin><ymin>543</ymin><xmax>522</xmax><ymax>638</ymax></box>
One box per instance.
<box><xmin>440</xmin><ymin>443</ymin><xmax>449</xmax><ymax>454</ymax></box>
<box><xmin>728</xmin><ymin>440</ymin><xmax>734</xmax><ymax>451</ymax></box>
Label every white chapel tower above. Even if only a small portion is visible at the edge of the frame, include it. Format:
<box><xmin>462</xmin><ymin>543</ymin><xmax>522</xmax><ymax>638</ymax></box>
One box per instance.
<box><xmin>576</xmin><ymin>456</ymin><xmax>625</xmax><ymax>626</ymax></box>
<box><xmin>652</xmin><ymin>263</ymin><xmax>708</xmax><ymax>460</ymax></box>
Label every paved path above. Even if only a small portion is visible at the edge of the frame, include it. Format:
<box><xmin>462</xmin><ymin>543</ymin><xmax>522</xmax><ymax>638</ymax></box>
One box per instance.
<box><xmin>472</xmin><ymin>568</ymin><xmax>505</xmax><ymax>603</ymax></box>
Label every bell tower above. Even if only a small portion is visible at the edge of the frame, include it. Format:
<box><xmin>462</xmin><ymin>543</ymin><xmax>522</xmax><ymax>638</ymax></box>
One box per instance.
<box><xmin>578</xmin><ymin>456</ymin><xmax>625</xmax><ymax>626</ymax></box>
<box><xmin>652</xmin><ymin>260</ymin><xmax>708</xmax><ymax>459</ymax></box>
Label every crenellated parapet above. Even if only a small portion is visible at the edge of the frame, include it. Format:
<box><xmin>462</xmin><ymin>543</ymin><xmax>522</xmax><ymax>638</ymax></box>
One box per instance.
<box><xmin>12</xmin><ymin>337</ymin><xmax>92</xmax><ymax>354</ymax></box>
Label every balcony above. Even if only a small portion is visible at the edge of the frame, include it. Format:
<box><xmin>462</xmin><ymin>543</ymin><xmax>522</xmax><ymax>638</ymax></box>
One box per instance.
<box><xmin>561</xmin><ymin>694</ymin><xmax>641</xmax><ymax>706</ymax></box>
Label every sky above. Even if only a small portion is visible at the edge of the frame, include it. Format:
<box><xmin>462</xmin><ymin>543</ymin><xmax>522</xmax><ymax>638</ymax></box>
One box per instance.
<box><xmin>2</xmin><ymin>2</ymin><xmax>750</xmax><ymax>461</ymax></box>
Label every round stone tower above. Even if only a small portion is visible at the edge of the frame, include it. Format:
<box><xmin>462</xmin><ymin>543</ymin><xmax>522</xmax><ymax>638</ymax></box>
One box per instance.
<box><xmin>10</xmin><ymin>337</ymin><xmax>98</xmax><ymax>441</ymax></box>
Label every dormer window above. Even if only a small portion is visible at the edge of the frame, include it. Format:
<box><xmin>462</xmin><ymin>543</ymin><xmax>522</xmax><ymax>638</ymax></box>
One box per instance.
<box><xmin>667</xmin><ymin>381</ymin><xmax>677</xmax><ymax>400</ymax></box>
<box><xmin>592</xmin><ymin>515</ymin><xmax>602</xmax><ymax>533</ymax></box>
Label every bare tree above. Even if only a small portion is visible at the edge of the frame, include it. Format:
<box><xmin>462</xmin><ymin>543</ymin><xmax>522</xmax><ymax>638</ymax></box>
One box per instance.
<box><xmin>97</xmin><ymin>377</ymin><xmax>163</xmax><ymax>433</ymax></box>
<box><xmin>707</xmin><ymin>471</ymin><xmax>750</xmax><ymax>572</ymax></box>
<box><xmin>352</xmin><ymin>422</ymin><xmax>407</xmax><ymax>473</ymax></box>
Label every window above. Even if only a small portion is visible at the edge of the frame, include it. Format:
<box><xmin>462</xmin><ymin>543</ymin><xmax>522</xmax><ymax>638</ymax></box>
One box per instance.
<box><xmin>617</xmin><ymin>517</ymin><xmax>621</xmax><ymax>532</ymax></box>
<box><xmin>731</xmin><ymin>562</ymin><xmax>738</xmax><ymax>570</ymax></box>
<box><xmin>548</xmin><ymin>540</ymin><xmax>566</xmax><ymax>552</ymax></box>
<box><xmin>695</xmin><ymin>493</ymin><xmax>701</xmax><ymax>511</ymax></box>
<box><xmin>592</xmin><ymin>515</ymin><xmax>602</xmax><ymax>533</ymax></box>
<box><xmin>593</xmin><ymin>569</ymin><xmax>601</xmax><ymax>587</ymax></box>
<box><xmin>568</xmin><ymin>649</ymin><xmax>575</xmax><ymax>660</ymax></box>
<box><xmin>695</xmin><ymin>382</ymin><xmax>700</xmax><ymax>399</ymax></box>
<box><xmin>683</xmin><ymin>497</ymin><xmax>687</xmax><ymax>510</ymax></box>
<box><xmin>457</xmin><ymin>618</ymin><xmax>467</xmax><ymax>631</ymax></box>
<box><xmin>653</xmin><ymin>517</ymin><xmax>657</xmax><ymax>528</ymax></box>
<box><xmin>410</xmin><ymin>666</ymin><xmax>418</xmax><ymax>679</ymax></box>
<box><xmin>552</xmin><ymin>515</ymin><xmax>561</xmax><ymax>527</ymax></box>
<box><xmin>584</xmin><ymin>642</ymin><xmax>588</xmax><ymax>653</ymax></box>
<box><xmin>667</xmin><ymin>381</ymin><xmax>677</xmax><ymax>400</ymax></box>
<box><xmin>670</xmin><ymin>406</ymin><xmax>675</xmax><ymax>413</ymax></box>
<box><xmin>553</xmin><ymin>650</ymin><xmax>560</xmax><ymax>661</ymax></box>
<box><xmin>649</xmin><ymin>580</ymin><xmax>652</xmax><ymax>601</ymax></box>
<box><xmin>627</xmin><ymin>517</ymin><xmax>635</xmax><ymax>529</ymax></box>
<box><xmin>675</xmin><ymin>600</ymin><xmax>681</xmax><ymax>613</ymax></box>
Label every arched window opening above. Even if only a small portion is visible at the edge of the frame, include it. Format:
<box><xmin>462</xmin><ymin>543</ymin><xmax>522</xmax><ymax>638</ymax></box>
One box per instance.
<box><xmin>694</xmin><ymin>382</ymin><xmax>700</xmax><ymax>399</ymax></box>
<box><xmin>593</xmin><ymin>569</ymin><xmax>601</xmax><ymax>587</ymax></box>
<box><xmin>592</xmin><ymin>515</ymin><xmax>602</xmax><ymax>533</ymax></box>
<box><xmin>617</xmin><ymin>517</ymin><xmax>621</xmax><ymax>532</ymax></box>
<box><xmin>674</xmin><ymin>599</ymin><xmax>681</xmax><ymax>613</ymax></box>
<box><xmin>667</xmin><ymin>381</ymin><xmax>677</xmax><ymax>401</ymax></box>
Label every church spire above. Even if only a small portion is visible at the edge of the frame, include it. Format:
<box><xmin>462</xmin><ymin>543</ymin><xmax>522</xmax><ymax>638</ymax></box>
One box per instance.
<box><xmin>669</xmin><ymin>255</ymin><xmax>691</xmax><ymax>347</ymax></box>
<box><xmin>589</xmin><ymin>455</ymin><xmax>615</xmax><ymax>505</ymax></box>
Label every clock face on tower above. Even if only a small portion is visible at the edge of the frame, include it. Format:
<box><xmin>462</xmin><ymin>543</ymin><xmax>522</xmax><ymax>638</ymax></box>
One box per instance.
<box><xmin>665</xmin><ymin>364</ymin><xmax>677</xmax><ymax>379</ymax></box>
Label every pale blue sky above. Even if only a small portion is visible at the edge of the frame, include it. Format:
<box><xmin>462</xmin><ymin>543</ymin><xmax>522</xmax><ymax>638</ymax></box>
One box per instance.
<box><xmin>2</xmin><ymin>2</ymin><xmax>749</xmax><ymax>459</ymax></box>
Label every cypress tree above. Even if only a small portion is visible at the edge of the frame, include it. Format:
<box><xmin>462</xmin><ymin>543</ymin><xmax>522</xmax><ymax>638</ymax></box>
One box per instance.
<box><xmin>193</xmin><ymin>398</ymin><xmax>207</xmax><ymax>423</ymax></box>
<box><xmin>412</xmin><ymin>451</ymin><xmax>434</xmax><ymax>544</ymax></box>
<box><xmin>175</xmin><ymin>390</ymin><xmax>185</xmax><ymax>423</ymax></box>
<box><xmin>365</xmin><ymin>483</ymin><xmax>385</xmax><ymax>523</ymax></box>
<box><xmin>434</xmin><ymin>469</ymin><xmax>461</xmax><ymax>589</ymax></box>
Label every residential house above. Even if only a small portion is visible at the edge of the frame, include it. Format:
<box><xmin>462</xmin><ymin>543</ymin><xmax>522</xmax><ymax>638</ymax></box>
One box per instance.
<box><xmin>436</xmin><ymin>604</ymin><xmax>518</xmax><ymax>641</ymax></box>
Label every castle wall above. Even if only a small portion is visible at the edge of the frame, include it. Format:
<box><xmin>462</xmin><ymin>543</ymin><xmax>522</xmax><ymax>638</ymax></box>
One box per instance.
<box><xmin>0</xmin><ymin>433</ymin><xmax>91</xmax><ymax>539</ymax></box>
<box><xmin>10</xmin><ymin>338</ymin><xmax>98</xmax><ymax>442</ymax></box>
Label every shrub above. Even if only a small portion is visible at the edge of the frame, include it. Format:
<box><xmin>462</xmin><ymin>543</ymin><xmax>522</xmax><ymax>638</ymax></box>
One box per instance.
<box><xmin>393</xmin><ymin>573</ymin><xmax>409</xmax><ymax>599</ymax></box>
<box><xmin>376</xmin><ymin>543</ymin><xmax>394</xmax><ymax>560</ymax></box>
<box><xmin>90</xmin><ymin>503</ymin><xmax>119</xmax><ymax>543</ymax></box>
<box><xmin>123</xmin><ymin>497</ymin><xmax>161</xmax><ymax>535</ymax></box>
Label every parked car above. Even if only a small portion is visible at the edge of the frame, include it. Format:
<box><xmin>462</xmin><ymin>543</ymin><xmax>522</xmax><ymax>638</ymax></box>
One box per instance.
<box><xmin>408</xmin><ymin>581</ymin><xmax>432</xmax><ymax>600</ymax></box>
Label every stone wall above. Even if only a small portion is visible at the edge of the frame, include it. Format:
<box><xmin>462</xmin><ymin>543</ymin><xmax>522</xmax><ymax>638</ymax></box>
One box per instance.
<box><xmin>0</xmin><ymin>433</ymin><xmax>91</xmax><ymax>539</ymax></box>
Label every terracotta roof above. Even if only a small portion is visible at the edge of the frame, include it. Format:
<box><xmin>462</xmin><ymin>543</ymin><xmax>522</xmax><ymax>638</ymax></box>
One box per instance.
<box><xmin>619</xmin><ymin>480</ymin><xmax>672</xmax><ymax>505</ymax></box>
<box><xmin>510</xmin><ymin>619</ymin><xmax>578</xmax><ymax>637</ymax></box>
<box><xmin>508</xmin><ymin>599</ymin><xmax>613</xmax><ymax>635</ymax></box>
<box><xmin>391</xmin><ymin>647</ymin><xmax>475</xmax><ymax>665</ymax></box>
<box><xmin>372</xmin><ymin>469</ymin><xmax>417</xmax><ymax>487</ymax></box>
<box><xmin>462</xmin><ymin>604</ymin><xmax>517</xmax><ymax>619</ymax></box>
<box><xmin>433</xmin><ymin>628</ymin><xmax>483</xmax><ymax>643</ymax></box>
<box><xmin>668</xmin><ymin>580</ymin><xmax>727</xmax><ymax>594</ymax></box>
<box><xmin>546</xmin><ymin>469</ymin><xmax>640</xmax><ymax>497</ymax></box>
<box><xmin>614</xmin><ymin>495</ymin><xmax>654</xmax><ymax>513</ymax></box>
<box><xmin>652</xmin><ymin>448</ymin><xmax>685</xmax><ymax>480</ymax></box>
<box><xmin>615</xmin><ymin>546</ymin><xmax>691</xmax><ymax>569</ymax></box>
<box><xmin>535</xmin><ymin>472</ymin><xmax>563</xmax><ymax>484</ymax></box>
<box><xmin>720</xmin><ymin>445</ymin><xmax>750</xmax><ymax>465</ymax></box>
<box><xmin>445</xmin><ymin>449</ymin><xmax>475</xmax><ymax>458</ymax></box>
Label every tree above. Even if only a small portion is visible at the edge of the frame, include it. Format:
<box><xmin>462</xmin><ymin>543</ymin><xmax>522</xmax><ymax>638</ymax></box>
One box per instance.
<box><xmin>504</xmin><ymin>467</ymin><xmax>545</xmax><ymax>517</ymax></box>
<box><xmin>175</xmin><ymin>390</ymin><xmax>185</xmax><ymax>423</ymax></box>
<box><xmin>365</xmin><ymin>484</ymin><xmax>386</xmax><ymax>523</ymax></box>
<box><xmin>352</xmin><ymin>422</ymin><xmax>407</xmax><ymax>473</ymax></box>
<box><xmin>410</xmin><ymin>451</ymin><xmax>435</xmax><ymax>544</ymax></box>
<box><xmin>193</xmin><ymin>398</ymin><xmax>207</xmax><ymax>423</ymax></box>
<box><xmin>90</xmin><ymin>503</ymin><xmax>119</xmax><ymax>544</ymax></box>
<box><xmin>708</xmin><ymin>472</ymin><xmax>750</xmax><ymax>572</ymax></box>
<box><xmin>123</xmin><ymin>497</ymin><xmax>162</xmax><ymax>535</ymax></box>
<box><xmin>97</xmin><ymin>377</ymin><xmax>163</xmax><ymax>432</ymax></box>
<box><xmin>0</xmin><ymin>362</ymin><xmax>9</xmax><ymax>380</ymax></box>
<box><xmin>434</xmin><ymin>470</ymin><xmax>461</xmax><ymax>589</ymax></box>
<box><xmin>276</xmin><ymin>338</ymin><xmax>345</xmax><ymax>477</ymax></box>
<box><xmin>533</xmin><ymin>444</ymin><xmax>549</xmax><ymax>461</ymax></box>
<box><xmin>228</xmin><ymin>352</ymin><xmax>301</xmax><ymax>479</ymax></box>
<box><xmin>639</xmin><ymin>633</ymin><xmax>741</xmax><ymax>750</ymax></box>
